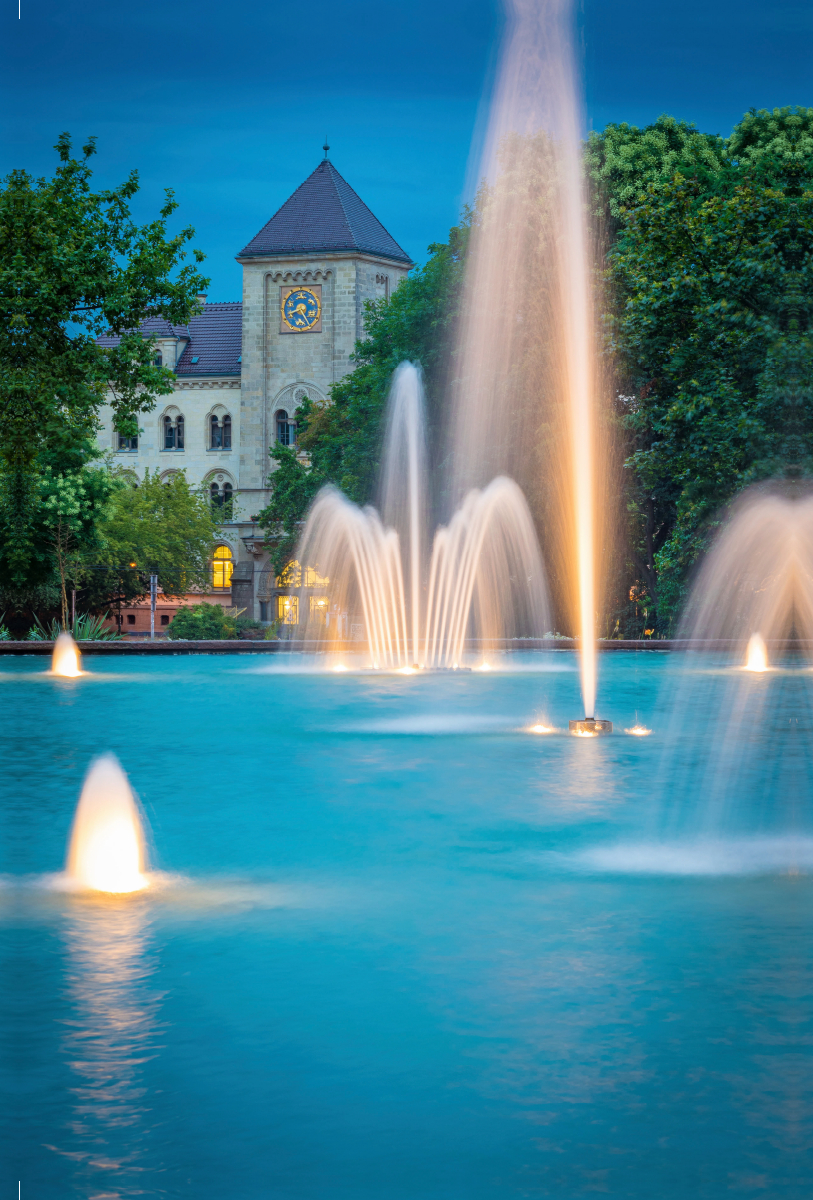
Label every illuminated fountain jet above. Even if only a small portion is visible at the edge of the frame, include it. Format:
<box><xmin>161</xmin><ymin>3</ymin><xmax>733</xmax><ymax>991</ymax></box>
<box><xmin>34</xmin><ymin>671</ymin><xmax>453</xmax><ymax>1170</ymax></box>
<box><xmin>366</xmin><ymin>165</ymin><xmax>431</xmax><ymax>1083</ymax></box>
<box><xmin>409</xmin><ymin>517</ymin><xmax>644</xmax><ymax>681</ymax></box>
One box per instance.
<box><xmin>66</xmin><ymin>755</ymin><xmax>149</xmax><ymax>894</ymax></box>
<box><xmin>650</xmin><ymin>489</ymin><xmax>813</xmax><ymax>852</ymax></box>
<box><xmin>680</xmin><ymin>491</ymin><xmax>813</xmax><ymax>660</ymax></box>
<box><xmin>744</xmin><ymin>633</ymin><xmax>769</xmax><ymax>673</ymax></box>
<box><xmin>51</xmin><ymin>631</ymin><xmax>82</xmax><ymax>677</ymax></box>
<box><xmin>295</xmin><ymin>364</ymin><xmax>550</xmax><ymax>669</ymax></box>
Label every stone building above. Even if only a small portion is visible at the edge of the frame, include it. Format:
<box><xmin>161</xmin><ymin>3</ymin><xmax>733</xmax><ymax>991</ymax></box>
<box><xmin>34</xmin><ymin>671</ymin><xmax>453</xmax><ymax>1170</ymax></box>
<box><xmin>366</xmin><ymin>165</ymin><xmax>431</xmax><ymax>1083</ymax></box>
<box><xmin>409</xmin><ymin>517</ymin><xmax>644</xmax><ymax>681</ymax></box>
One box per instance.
<box><xmin>97</xmin><ymin>153</ymin><xmax>412</xmax><ymax>632</ymax></box>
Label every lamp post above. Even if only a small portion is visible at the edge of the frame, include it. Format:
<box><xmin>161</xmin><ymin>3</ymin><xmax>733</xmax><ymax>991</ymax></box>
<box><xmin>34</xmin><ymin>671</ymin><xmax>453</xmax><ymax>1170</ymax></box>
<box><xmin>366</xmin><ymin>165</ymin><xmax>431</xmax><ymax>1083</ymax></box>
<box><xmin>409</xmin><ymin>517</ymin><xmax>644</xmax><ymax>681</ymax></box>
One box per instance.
<box><xmin>150</xmin><ymin>575</ymin><xmax>158</xmax><ymax>640</ymax></box>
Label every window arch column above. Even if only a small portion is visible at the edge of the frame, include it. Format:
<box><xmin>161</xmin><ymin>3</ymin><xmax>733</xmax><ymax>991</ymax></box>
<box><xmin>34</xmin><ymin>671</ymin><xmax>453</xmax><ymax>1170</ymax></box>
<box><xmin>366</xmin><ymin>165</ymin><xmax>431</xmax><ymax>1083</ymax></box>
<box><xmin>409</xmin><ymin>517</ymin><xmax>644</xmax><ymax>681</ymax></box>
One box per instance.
<box><xmin>161</xmin><ymin>408</ymin><xmax>185</xmax><ymax>451</ymax></box>
<box><xmin>209</xmin><ymin>411</ymin><xmax>232</xmax><ymax>450</ymax></box>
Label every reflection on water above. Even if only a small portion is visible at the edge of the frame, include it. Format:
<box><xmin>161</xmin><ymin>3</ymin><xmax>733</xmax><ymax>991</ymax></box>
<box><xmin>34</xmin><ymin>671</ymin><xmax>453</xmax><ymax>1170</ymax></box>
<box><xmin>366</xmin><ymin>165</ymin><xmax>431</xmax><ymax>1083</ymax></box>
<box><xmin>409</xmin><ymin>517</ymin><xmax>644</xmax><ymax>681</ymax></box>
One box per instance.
<box><xmin>7</xmin><ymin>652</ymin><xmax>813</xmax><ymax>1195</ymax></box>
<box><xmin>651</xmin><ymin>660</ymin><xmax>813</xmax><ymax>846</ymax></box>
<box><xmin>66</xmin><ymin>755</ymin><xmax>149</xmax><ymax>894</ymax></box>
<box><xmin>48</xmin><ymin>899</ymin><xmax>162</xmax><ymax>1197</ymax></box>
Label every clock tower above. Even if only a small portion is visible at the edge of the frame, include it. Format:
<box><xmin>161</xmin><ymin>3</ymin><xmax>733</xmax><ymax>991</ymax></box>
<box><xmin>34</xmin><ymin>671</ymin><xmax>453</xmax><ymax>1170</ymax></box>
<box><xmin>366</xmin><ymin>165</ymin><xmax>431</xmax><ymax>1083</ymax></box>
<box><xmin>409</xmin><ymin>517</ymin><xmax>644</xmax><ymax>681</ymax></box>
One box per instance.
<box><xmin>235</xmin><ymin>152</ymin><xmax>414</xmax><ymax>516</ymax></box>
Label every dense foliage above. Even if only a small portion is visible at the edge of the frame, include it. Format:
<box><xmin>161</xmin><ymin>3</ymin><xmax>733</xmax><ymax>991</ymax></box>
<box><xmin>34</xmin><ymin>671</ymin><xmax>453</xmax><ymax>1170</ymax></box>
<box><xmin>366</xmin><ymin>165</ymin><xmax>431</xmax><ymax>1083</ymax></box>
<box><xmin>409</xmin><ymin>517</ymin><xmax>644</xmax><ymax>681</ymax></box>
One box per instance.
<box><xmin>165</xmin><ymin>602</ymin><xmax>237</xmax><ymax>640</ymax></box>
<box><xmin>8</xmin><ymin>116</ymin><xmax>812</xmax><ymax>635</ymax></box>
<box><xmin>590</xmin><ymin>106</ymin><xmax>813</xmax><ymax>629</ymax></box>
<box><xmin>0</xmin><ymin>134</ymin><xmax>208</xmax><ymax>600</ymax></box>
<box><xmin>6</xmin><ymin>438</ymin><xmax>121</xmax><ymax>624</ymax></box>
<box><xmin>0</xmin><ymin>462</ymin><xmax>223</xmax><ymax>630</ymax></box>
<box><xmin>27</xmin><ymin>612</ymin><xmax>123</xmax><ymax>641</ymax></box>
<box><xmin>94</xmin><ymin>469</ymin><xmax>221</xmax><ymax>605</ymax></box>
<box><xmin>262</xmin><ymin>112</ymin><xmax>813</xmax><ymax>632</ymax></box>
<box><xmin>586</xmin><ymin>114</ymin><xmax>726</xmax><ymax>228</ymax></box>
<box><xmin>257</xmin><ymin>221</ymin><xmax>469</xmax><ymax>573</ymax></box>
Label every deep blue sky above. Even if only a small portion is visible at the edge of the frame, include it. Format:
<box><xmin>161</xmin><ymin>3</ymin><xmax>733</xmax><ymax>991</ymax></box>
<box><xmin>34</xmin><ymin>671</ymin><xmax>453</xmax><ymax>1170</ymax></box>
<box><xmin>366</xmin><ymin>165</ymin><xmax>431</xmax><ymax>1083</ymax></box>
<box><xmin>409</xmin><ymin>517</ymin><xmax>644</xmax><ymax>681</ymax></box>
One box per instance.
<box><xmin>3</xmin><ymin>0</ymin><xmax>811</xmax><ymax>299</ymax></box>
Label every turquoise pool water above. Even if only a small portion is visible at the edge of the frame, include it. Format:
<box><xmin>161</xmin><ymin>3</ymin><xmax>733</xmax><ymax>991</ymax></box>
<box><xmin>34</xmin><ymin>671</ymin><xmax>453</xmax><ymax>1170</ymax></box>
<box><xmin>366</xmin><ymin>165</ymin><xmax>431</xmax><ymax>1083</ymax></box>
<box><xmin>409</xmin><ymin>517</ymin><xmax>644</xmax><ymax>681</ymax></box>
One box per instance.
<box><xmin>2</xmin><ymin>651</ymin><xmax>811</xmax><ymax>1197</ymax></box>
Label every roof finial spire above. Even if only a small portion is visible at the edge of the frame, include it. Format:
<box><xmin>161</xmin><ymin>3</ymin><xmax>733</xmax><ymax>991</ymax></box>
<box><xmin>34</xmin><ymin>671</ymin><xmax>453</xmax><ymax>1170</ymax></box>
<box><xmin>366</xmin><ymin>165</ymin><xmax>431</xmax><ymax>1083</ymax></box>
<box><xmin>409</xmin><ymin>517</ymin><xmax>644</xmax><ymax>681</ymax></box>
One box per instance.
<box><xmin>322</xmin><ymin>137</ymin><xmax>330</xmax><ymax>161</ymax></box>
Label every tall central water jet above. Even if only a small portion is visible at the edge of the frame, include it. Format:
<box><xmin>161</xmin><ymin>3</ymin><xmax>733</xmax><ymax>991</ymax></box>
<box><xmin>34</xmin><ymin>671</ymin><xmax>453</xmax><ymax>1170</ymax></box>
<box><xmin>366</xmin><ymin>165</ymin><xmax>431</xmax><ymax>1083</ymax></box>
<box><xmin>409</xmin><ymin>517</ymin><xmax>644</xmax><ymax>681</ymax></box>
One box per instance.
<box><xmin>447</xmin><ymin>0</ymin><xmax>606</xmax><ymax>719</ymax></box>
<box><xmin>380</xmin><ymin>364</ymin><xmax>425</xmax><ymax>664</ymax></box>
<box><xmin>297</xmin><ymin>365</ymin><xmax>550</xmax><ymax>666</ymax></box>
<box><xmin>562</xmin><ymin>137</ymin><xmax>598</xmax><ymax>719</ymax></box>
<box><xmin>67</xmin><ymin>755</ymin><xmax>148</xmax><ymax>894</ymax></box>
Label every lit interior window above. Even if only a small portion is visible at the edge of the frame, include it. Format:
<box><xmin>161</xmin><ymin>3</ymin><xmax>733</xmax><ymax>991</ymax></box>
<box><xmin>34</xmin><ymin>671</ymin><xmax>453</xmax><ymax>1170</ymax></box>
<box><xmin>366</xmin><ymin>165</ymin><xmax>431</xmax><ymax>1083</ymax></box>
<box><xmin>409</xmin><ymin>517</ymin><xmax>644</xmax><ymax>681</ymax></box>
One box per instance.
<box><xmin>212</xmin><ymin>544</ymin><xmax>233</xmax><ymax>588</ymax></box>
<box><xmin>309</xmin><ymin>595</ymin><xmax>329</xmax><ymax>623</ymax></box>
<box><xmin>276</xmin><ymin>560</ymin><xmax>301</xmax><ymax>588</ymax></box>
<box><xmin>277</xmin><ymin>595</ymin><xmax>299</xmax><ymax>624</ymax></box>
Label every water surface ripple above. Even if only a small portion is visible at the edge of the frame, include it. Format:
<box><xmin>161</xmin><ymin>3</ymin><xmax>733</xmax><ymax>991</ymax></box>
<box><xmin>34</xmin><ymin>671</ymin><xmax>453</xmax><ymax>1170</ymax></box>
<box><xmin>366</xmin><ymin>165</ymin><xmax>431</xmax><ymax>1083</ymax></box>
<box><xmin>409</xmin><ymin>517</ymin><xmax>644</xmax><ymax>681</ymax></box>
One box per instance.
<box><xmin>2</xmin><ymin>652</ymin><xmax>811</xmax><ymax>1198</ymax></box>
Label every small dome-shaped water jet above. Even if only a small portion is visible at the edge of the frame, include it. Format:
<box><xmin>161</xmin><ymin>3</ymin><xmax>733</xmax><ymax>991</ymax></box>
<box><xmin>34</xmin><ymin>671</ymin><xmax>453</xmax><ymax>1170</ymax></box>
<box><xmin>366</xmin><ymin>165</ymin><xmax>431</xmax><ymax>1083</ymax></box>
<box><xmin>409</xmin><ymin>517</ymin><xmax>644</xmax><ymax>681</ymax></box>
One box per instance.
<box><xmin>744</xmin><ymin>633</ymin><xmax>769</xmax><ymax>672</ymax></box>
<box><xmin>51</xmin><ymin>631</ymin><xmax>82</xmax><ymax>677</ymax></box>
<box><xmin>66</xmin><ymin>755</ymin><xmax>149</xmax><ymax>894</ymax></box>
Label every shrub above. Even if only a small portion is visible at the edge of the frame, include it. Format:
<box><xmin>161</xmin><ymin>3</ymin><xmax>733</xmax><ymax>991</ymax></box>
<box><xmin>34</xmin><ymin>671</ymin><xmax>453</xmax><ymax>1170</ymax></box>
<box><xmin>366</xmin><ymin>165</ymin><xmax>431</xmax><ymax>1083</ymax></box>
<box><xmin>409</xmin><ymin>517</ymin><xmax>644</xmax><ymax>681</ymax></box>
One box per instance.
<box><xmin>26</xmin><ymin>612</ymin><xmax>123</xmax><ymax>641</ymax></box>
<box><xmin>235</xmin><ymin>615</ymin><xmax>264</xmax><ymax>637</ymax></box>
<box><xmin>165</xmin><ymin>602</ymin><xmax>236</xmax><ymax>640</ymax></box>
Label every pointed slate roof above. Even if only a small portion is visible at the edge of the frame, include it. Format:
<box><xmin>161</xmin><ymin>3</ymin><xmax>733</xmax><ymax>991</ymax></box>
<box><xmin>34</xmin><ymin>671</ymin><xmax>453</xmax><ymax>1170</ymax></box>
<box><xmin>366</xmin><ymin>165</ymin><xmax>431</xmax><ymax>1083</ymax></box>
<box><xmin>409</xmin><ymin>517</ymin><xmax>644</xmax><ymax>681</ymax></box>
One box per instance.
<box><xmin>97</xmin><ymin>303</ymin><xmax>242</xmax><ymax>377</ymax></box>
<box><xmin>238</xmin><ymin>159</ymin><xmax>412</xmax><ymax>265</ymax></box>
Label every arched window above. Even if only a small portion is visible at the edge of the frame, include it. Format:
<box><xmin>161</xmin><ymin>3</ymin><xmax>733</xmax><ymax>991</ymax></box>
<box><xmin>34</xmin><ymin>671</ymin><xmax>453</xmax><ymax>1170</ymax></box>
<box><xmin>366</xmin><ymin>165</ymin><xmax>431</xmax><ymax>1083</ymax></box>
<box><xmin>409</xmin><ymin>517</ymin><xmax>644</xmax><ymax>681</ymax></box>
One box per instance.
<box><xmin>210</xmin><ymin>413</ymin><xmax>232</xmax><ymax>450</ymax></box>
<box><xmin>212</xmin><ymin>544</ymin><xmax>233</xmax><ymax>589</ymax></box>
<box><xmin>154</xmin><ymin>351</ymin><xmax>163</xmax><ymax>367</ymax></box>
<box><xmin>276</xmin><ymin>409</ymin><xmax>295</xmax><ymax>446</ymax></box>
<box><xmin>210</xmin><ymin>481</ymin><xmax>234</xmax><ymax>519</ymax></box>
<box><xmin>163</xmin><ymin>413</ymin><xmax>184</xmax><ymax>450</ymax></box>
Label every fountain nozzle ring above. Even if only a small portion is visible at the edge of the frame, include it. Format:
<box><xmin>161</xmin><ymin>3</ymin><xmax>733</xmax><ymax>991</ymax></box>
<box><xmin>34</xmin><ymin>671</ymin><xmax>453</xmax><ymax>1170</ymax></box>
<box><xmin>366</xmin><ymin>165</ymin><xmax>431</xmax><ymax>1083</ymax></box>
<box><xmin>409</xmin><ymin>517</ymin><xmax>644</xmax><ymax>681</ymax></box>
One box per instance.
<box><xmin>569</xmin><ymin>718</ymin><xmax>612</xmax><ymax>736</ymax></box>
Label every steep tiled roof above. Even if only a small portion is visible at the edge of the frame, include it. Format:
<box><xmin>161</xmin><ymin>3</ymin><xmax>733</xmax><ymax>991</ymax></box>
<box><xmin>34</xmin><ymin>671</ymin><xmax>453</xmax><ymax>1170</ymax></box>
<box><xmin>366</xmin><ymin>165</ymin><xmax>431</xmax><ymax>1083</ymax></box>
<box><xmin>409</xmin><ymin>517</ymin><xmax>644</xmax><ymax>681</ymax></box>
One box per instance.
<box><xmin>176</xmin><ymin>303</ymin><xmax>242</xmax><ymax>376</ymax></box>
<box><xmin>238</xmin><ymin>159</ymin><xmax>412</xmax><ymax>265</ymax></box>
<box><xmin>96</xmin><ymin>315</ymin><xmax>191</xmax><ymax>346</ymax></box>
<box><xmin>97</xmin><ymin>303</ymin><xmax>242</xmax><ymax>376</ymax></box>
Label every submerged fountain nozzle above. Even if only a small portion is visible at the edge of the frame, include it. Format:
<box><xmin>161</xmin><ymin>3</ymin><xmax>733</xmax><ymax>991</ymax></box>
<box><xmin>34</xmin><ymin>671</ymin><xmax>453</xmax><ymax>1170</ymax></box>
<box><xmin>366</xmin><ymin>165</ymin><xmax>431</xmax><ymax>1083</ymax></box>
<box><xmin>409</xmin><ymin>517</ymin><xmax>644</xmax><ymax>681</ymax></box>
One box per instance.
<box><xmin>569</xmin><ymin>717</ymin><xmax>612</xmax><ymax>737</ymax></box>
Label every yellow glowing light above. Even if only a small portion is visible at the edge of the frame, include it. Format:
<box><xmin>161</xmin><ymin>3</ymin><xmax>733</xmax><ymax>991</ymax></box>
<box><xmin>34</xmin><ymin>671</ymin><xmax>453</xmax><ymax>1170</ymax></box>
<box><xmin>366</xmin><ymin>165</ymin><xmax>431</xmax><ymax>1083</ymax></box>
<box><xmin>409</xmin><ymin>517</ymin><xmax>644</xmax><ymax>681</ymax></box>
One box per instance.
<box><xmin>744</xmin><ymin>633</ymin><xmax>769</xmax><ymax>672</ymax></box>
<box><xmin>474</xmin><ymin>662</ymin><xmax>491</xmax><ymax>672</ymax></box>
<box><xmin>332</xmin><ymin>664</ymin><xmax>348</xmax><ymax>673</ymax></box>
<box><xmin>624</xmin><ymin>724</ymin><xmax>652</xmax><ymax>736</ymax></box>
<box><xmin>66</xmin><ymin>755</ymin><xmax>148</xmax><ymax>894</ymax></box>
<box><xmin>529</xmin><ymin>723</ymin><xmax>554</xmax><ymax>734</ymax></box>
<box><xmin>51</xmin><ymin>632</ymin><xmax>82</xmax><ymax>678</ymax></box>
<box><xmin>397</xmin><ymin>666</ymin><xmax>417</xmax><ymax>675</ymax></box>
<box><xmin>573</xmin><ymin>729</ymin><xmax>597</xmax><ymax>738</ymax></box>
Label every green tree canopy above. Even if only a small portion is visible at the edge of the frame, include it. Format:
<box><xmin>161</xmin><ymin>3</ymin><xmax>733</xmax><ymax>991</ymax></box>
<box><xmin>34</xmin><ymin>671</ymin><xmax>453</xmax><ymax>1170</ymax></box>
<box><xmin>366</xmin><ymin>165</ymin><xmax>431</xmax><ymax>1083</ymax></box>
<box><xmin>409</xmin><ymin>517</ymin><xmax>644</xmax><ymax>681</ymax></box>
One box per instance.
<box><xmin>0</xmin><ymin>434</ymin><xmax>116</xmax><ymax>615</ymax></box>
<box><xmin>604</xmin><ymin>107</ymin><xmax>813</xmax><ymax>626</ymax></box>
<box><xmin>0</xmin><ymin>134</ymin><xmax>208</xmax><ymax>587</ymax></box>
<box><xmin>586</xmin><ymin>113</ymin><xmax>726</xmax><ymax>228</ymax></box>
<box><xmin>93</xmin><ymin>469</ymin><xmax>222</xmax><ymax>604</ymax></box>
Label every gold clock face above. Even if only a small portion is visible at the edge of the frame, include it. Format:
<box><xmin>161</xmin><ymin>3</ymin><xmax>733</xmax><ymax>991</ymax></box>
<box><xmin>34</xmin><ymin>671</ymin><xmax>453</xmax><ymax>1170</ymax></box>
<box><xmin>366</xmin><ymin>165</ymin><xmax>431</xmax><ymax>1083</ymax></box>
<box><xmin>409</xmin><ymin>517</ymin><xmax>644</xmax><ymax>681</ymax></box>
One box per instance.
<box><xmin>281</xmin><ymin>287</ymin><xmax>321</xmax><ymax>332</ymax></box>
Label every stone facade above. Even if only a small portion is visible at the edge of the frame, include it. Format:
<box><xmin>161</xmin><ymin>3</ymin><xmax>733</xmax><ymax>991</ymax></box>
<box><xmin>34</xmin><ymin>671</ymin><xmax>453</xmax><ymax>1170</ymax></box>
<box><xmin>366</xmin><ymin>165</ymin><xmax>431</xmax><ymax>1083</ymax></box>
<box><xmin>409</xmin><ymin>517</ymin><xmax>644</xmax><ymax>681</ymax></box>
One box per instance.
<box><xmin>96</xmin><ymin>159</ymin><xmax>411</xmax><ymax>630</ymax></box>
<box><xmin>236</xmin><ymin>253</ymin><xmax>408</xmax><ymax>501</ymax></box>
